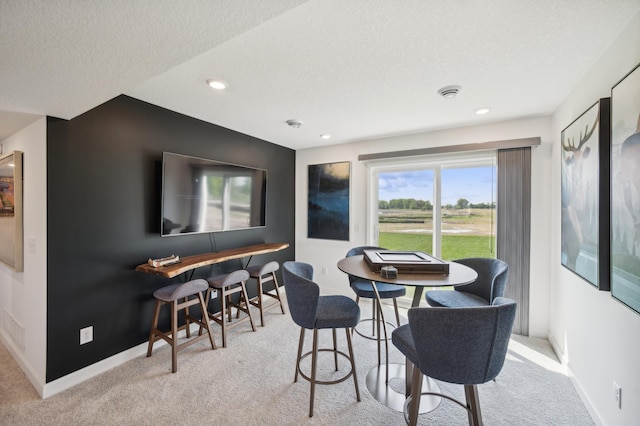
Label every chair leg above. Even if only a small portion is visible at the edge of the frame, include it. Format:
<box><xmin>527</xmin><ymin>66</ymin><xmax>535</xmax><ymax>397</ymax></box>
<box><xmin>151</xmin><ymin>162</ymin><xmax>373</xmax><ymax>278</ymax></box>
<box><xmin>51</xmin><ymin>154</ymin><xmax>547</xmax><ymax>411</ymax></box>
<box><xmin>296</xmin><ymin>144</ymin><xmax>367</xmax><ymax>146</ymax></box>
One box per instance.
<box><xmin>393</xmin><ymin>298</ymin><xmax>401</xmax><ymax>327</ymax></box>
<box><xmin>295</xmin><ymin>328</ymin><xmax>305</xmax><ymax>382</ymax></box>
<box><xmin>147</xmin><ymin>299</ymin><xmax>162</xmax><ymax>357</ymax></box>
<box><xmin>220</xmin><ymin>288</ymin><xmax>228</xmax><ymax>348</ymax></box>
<box><xmin>256</xmin><ymin>276</ymin><xmax>265</xmax><ymax>326</ymax></box>
<box><xmin>170</xmin><ymin>300</ymin><xmax>178</xmax><ymax>373</ymax></box>
<box><xmin>226</xmin><ymin>293</ymin><xmax>233</xmax><ymax>323</ymax></box>
<box><xmin>371</xmin><ymin>292</ymin><xmax>390</xmax><ymax>383</ymax></box>
<box><xmin>375</xmin><ymin>300</ymin><xmax>382</xmax><ymax>366</ymax></box>
<box><xmin>407</xmin><ymin>363</ymin><xmax>423</xmax><ymax>426</ymax></box>
<box><xmin>309</xmin><ymin>328</ymin><xmax>319</xmax><ymax>417</ymax></box>
<box><xmin>270</xmin><ymin>272</ymin><xmax>286</xmax><ymax>315</ymax></box>
<box><xmin>371</xmin><ymin>298</ymin><xmax>376</xmax><ymax>335</ymax></box>
<box><xmin>465</xmin><ymin>384</ymin><xmax>483</xmax><ymax>426</ymax></box>
<box><xmin>404</xmin><ymin>360</ymin><xmax>413</xmax><ymax>397</ymax></box>
<box><xmin>332</xmin><ymin>328</ymin><xmax>338</xmax><ymax>370</ymax></box>
<box><xmin>184</xmin><ymin>297</ymin><xmax>191</xmax><ymax>338</ymax></box>
<box><xmin>240</xmin><ymin>283</ymin><xmax>256</xmax><ymax>331</ymax></box>
<box><xmin>197</xmin><ymin>293</ymin><xmax>217</xmax><ymax>350</ymax></box>
<box><xmin>345</xmin><ymin>328</ymin><xmax>361</xmax><ymax>402</ymax></box>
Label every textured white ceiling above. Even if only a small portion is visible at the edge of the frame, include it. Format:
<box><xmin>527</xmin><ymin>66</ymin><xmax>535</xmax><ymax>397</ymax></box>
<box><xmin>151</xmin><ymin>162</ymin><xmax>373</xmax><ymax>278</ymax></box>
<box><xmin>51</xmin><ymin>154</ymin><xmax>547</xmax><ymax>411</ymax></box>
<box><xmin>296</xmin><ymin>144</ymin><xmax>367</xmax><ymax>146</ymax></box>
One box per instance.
<box><xmin>2</xmin><ymin>0</ymin><xmax>639</xmax><ymax>149</ymax></box>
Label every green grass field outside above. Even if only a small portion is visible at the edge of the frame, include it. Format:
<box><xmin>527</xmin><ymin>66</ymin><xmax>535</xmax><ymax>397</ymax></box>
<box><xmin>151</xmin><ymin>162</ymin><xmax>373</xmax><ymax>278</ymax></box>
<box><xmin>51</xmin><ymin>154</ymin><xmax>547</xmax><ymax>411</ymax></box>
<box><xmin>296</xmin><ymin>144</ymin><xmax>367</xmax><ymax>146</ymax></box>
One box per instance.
<box><xmin>376</xmin><ymin>208</ymin><xmax>496</xmax><ymax>302</ymax></box>
<box><xmin>379</xmin><ymin>232</ymin><xmax>495</xmax><ymax>260</ymax></box>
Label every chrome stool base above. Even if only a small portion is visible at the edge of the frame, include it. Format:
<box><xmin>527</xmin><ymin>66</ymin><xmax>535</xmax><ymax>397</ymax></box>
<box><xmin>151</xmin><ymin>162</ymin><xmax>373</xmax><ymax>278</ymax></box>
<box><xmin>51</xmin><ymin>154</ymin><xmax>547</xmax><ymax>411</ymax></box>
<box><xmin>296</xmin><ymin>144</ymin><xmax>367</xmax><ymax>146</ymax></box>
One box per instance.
<box><xmin>366</xmin><ymin>363</ymin><xmax>441</xmax><ymax>413</ymax></box>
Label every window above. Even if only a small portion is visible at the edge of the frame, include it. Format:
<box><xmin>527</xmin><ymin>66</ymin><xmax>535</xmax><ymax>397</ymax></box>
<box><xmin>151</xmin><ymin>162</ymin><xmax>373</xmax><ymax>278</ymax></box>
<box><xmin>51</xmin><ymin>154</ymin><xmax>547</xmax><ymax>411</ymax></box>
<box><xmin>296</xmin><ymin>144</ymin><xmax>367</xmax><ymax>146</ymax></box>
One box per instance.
<box><xmin>362</xmin><ymin>141</ymin><xmax>534</xmax><ymax>333</ymax></box>
<box><xmin>368</xmin><ymin>151</ymin><xmax>497</xmax><ymax>260</ymax></box>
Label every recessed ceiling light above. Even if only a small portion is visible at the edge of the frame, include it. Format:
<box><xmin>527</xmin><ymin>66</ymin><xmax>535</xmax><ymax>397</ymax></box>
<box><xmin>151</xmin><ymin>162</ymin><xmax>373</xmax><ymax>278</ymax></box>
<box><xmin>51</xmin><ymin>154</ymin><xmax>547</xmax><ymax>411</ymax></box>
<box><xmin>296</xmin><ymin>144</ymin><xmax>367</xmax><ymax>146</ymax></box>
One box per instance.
<box><xmin>206</xmin><ymin>79</ymin><xmax>227</xmax><ymax>90</ymax></box>
<box><xmin>437</xmin><ymin>85</ymin><xmax>461</xmax><ymax>99</ymax></box>
<box><xmin>320</xmin><ymin>134</ymin><xmax>331</xmax><ymax>139</ymax></box>
<box><xmin>475</xmin><ymin>107</ymin><xmax>491</xmax><ymax>115</ymax></box>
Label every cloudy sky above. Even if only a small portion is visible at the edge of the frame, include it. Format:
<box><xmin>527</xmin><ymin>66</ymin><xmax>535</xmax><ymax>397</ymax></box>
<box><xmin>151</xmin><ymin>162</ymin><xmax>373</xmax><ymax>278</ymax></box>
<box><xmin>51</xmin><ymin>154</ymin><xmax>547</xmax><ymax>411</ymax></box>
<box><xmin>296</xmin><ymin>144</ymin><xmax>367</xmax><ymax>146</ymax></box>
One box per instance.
<box><xmin>378</xmin><ymin>166</ymin><xmax>496</xmax><ymax>205</ymax></box>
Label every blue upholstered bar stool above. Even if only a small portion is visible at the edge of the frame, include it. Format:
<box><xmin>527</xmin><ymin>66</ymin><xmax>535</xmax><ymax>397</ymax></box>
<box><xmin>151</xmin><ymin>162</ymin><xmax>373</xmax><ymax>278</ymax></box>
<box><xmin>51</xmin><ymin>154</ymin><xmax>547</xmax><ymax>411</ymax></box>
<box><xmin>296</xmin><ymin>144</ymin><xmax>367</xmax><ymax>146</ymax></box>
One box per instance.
<box><xmin>245</xmin><ymin>261</ymin><xmax>285</xmax><ymax>326</ymax></box>
<box><xmin>345</xmin><ymin>246</ymin><xmax>406</xmax><ymax>366</ymax></box>
<box><xmin>392</xmin><ymin>297</ymin><xmax>517</xmax><ymax>425</ymax></box>
<box><xmin>425</xmin><ymin>257</ymin><xmax>508</xmax><ymax>308</ymax></box>
<box><xmin>205</xmin><ymin>269</ymin><xmax>256</xmax><ymax>348</ymax></box>
<box><xmin>146</xmin><ymin>279</ymin><xmax>216</xmax><ymax>373</ymax></box>
<box><xmin>282</xmin><ymin>261</ymin><xmax>361</xmax><ymax>417</ymax></box>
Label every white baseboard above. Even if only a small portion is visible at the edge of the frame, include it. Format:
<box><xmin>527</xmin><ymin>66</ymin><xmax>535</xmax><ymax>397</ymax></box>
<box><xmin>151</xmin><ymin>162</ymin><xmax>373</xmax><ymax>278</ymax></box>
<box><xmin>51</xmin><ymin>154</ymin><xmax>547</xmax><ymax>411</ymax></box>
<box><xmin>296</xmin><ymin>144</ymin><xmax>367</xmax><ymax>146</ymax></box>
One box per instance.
<box><xmin>2</xmin><ymin>326</ymin><xmax>194</xmax><ymax>399</ymax></box>
<box><xmin>42</xmin><ymin>325</ymin><xmax>203</xmax><ymax>399</ymax></box>
<box><xmin>548</xmin><ymin>332</ymin><xmax>604</xmax><ymax>426</ymax></box>
<box><xmin>42</xmin><ymin>340</ymin><xmax>150</xmax><ymax>398</ymax></box>
<box><xmin>547</xmin><ymin>332</ymin><xmax>567</xmax><ymax>365</ymax></box>
<box><xmin>0</xmin><ymin>328</ymin><xmax>45</xmax><ymax>397</ymax></box>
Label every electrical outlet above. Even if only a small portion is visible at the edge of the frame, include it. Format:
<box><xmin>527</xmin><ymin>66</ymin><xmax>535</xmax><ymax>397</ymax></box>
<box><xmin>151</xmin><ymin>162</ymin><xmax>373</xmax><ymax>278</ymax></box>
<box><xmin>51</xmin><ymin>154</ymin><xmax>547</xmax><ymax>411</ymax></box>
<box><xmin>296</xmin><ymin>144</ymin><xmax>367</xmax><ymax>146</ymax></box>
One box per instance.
<box><xmin>321</xmin><ymin>267</ymin><xmax>328</xmax><ymax>275</ymax></box>
<box><xmin>210</xmin><ymin>289</ymin><xmax>217</xmax><ymax>300</ymax></box>
<box><xmin>613</xmin><ymin>381</ymin><xmax>621</xmax><ymax>409</ymax></box>
<box><xmin>80</xmin><ymin>326</ymin><xmax>93</xmax><ymax>345</ymax></box>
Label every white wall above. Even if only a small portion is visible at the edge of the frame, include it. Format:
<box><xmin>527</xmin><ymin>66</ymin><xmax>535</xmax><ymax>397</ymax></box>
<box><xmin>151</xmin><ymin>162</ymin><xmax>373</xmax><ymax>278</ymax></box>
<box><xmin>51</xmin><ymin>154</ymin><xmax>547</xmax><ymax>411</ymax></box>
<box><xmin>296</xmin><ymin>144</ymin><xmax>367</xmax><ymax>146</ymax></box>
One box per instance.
<box><xmin>549</xmin><ymin>12</ymin><xmax>640</xmax><ymax>426</ymax></box>
<box><xmin>295</xmin><ymin>115</ymin><xmax>553</xmax><ymax>337</ymax></box>
<box><xmin>0</xmin><ymin>117</ymin><xmax>47</xmax><ymax>395</ymax></box>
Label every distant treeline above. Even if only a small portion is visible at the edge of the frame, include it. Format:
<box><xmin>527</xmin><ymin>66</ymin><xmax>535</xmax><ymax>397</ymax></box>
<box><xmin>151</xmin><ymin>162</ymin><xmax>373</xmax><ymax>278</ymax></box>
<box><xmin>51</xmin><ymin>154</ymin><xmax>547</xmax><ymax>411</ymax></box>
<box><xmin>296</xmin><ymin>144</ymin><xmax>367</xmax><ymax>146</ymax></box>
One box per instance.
<box><xmin>379</xmin><ymin>198</ymin><xmax>496</xmax><ymax>210</ymax></box>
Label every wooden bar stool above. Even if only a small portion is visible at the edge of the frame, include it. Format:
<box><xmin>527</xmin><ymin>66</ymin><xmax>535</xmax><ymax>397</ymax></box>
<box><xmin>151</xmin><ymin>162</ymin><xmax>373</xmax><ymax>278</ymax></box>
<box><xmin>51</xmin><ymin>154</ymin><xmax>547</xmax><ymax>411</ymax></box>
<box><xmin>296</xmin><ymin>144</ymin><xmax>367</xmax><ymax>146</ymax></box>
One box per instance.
<box><xmin>147</xmin><ymin>279</ymin><xmax>216</xmax><ymax>373</ymax></box>
<box><xmin>206</xmin><ymin>269</ymin><xmax>256</xmax><ymax>347</ymax></box>
<box><xmin>245</xmin><ymin>261</ymin><xmax>286</xmax><ymax>326</ymax></box>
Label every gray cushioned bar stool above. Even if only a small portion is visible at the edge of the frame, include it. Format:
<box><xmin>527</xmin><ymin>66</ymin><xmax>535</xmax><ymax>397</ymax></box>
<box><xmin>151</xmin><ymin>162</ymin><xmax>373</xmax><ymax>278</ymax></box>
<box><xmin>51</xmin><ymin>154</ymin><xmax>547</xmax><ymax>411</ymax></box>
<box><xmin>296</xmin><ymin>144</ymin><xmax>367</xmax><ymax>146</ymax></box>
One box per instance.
<box><xmin>392</xmin><ymin>297</ymin><xmax>517</xmax><ymax>425</ymax></box>
<box><xmin>425</xmin><ymin>257</ymin><xmax>508</xmax><ymax>308</ymax></box>
<box><xmin>147</xmin><ymin>278</ymin><xmax>216</xmax><ymax>373</ymax></box>
<box><xmin>245</xmin><ymin>261</ymin><xmax>285</xmax><ymax>326</ymax></box>
<box><xmin>282</xmin><ymin>261</ymin><xmax>361</xmax><ymax>417</ymax></box>
<box><xmin>205</xmin><ymin>269</ymin><xmax>256</xmax><ymax>348</ymax></box>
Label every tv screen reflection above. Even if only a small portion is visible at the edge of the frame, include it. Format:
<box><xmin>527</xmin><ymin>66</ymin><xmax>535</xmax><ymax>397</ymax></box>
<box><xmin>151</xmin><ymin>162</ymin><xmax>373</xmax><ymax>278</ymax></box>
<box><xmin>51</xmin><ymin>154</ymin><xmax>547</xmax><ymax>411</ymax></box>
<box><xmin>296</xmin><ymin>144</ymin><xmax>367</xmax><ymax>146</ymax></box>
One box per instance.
<box><xmin>161</xmin><ymin>152</ymin><xmax>266</xmax><ymax>236</ymax></box>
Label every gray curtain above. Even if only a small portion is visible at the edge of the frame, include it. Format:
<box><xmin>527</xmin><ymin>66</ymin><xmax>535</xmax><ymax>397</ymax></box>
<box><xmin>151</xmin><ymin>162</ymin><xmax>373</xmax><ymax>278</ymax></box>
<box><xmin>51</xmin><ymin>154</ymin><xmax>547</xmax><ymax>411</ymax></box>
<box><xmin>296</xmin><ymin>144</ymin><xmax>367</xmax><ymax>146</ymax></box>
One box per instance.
<box><xmin>497</xmin><ymin>147</ymin><xmax>531</xmax><ymax>336</ymax></box>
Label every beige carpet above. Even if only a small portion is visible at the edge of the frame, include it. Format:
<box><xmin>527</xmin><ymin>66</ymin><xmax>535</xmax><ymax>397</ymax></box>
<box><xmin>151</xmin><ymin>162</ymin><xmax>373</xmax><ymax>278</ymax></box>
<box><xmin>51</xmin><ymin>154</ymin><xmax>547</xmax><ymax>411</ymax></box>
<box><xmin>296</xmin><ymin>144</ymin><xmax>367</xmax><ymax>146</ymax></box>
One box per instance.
<box><xmin>0</xmin><ymin>302</ymin><xmax>593</xmax><ymax>425</ymax></box>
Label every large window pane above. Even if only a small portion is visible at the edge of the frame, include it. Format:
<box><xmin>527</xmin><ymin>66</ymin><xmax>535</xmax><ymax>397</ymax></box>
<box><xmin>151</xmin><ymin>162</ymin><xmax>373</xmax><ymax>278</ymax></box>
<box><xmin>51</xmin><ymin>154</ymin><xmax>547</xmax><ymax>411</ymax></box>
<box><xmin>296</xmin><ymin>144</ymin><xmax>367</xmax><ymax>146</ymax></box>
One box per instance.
<box><xmin>378</xmin><ymin>170</ymin><xmax>434</xmax><ymax>254</ymax></box>
<box><xmin>440</xmin><ymin>165</ymin><xmax>496</xmax><ymax>260</ymax></box>
<box><xmin>376</xmin><ymin>163</ymin><xmax>496</xmax><ymax>259</ymax></box>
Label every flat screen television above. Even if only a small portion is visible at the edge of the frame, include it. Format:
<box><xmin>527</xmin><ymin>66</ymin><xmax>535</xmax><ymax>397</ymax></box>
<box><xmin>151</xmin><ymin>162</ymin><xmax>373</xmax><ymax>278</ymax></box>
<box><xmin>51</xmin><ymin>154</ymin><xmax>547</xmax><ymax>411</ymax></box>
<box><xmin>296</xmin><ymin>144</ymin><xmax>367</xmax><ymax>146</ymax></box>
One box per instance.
<box><xmin>161</xmin><ymin>152</ymin><xmax>267</xmax><ymax>236</ymax></box>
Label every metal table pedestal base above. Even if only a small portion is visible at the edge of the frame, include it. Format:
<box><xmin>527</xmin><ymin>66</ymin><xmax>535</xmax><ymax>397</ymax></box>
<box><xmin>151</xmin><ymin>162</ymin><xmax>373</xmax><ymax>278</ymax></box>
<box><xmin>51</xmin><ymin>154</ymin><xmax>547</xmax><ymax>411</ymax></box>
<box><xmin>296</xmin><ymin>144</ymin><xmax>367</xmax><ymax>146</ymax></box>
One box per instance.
<box><xmin>366</xmin><ymin>363</ymin><xmax>441</xmax><ymax>413</ymax></box>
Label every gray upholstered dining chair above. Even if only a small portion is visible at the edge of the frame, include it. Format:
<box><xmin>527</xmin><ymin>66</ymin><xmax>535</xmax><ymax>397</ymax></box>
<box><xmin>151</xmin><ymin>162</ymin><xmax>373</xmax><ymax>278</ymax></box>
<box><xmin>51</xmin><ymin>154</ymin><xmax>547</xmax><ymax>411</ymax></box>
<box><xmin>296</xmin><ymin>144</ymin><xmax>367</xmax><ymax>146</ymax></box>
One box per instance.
<box><xmin>425</xmin><ymin>257</ymin><xmax>508</xmax><ymax>307</ymax></box>
<box><xmin>282</xmin><ymin>261</ymin><xmax>361</xmax><ymax>417</ymax></box>
<box><xmin>391</xmin><ymin>297</ymin><xmax>517</xmax><ymax>426</ymax></box>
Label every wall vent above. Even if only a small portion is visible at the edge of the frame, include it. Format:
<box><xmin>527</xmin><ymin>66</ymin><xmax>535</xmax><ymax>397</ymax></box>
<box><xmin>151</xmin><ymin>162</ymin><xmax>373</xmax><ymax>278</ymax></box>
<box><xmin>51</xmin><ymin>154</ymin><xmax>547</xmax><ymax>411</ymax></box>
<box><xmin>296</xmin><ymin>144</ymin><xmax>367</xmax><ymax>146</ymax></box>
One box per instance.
<box><xmin>3</xmin><ymin>310</ymin><xmax>25</xmax><ymax>351</ymax></box>
<box><xmin>437</xmin><ymin>85</ymin><xmax>461</xmax><ymax>99</ymax></box>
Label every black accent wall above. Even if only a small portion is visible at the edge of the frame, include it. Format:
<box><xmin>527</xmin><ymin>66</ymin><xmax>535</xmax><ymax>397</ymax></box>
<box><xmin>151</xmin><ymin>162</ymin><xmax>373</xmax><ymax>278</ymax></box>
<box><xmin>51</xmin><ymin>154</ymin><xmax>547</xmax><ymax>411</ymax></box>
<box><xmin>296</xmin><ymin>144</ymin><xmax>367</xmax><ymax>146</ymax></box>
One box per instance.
<box><xmin>46</xmin><ymin>96</ymin><xmax>295</xmax><ymax>381</ymax></box>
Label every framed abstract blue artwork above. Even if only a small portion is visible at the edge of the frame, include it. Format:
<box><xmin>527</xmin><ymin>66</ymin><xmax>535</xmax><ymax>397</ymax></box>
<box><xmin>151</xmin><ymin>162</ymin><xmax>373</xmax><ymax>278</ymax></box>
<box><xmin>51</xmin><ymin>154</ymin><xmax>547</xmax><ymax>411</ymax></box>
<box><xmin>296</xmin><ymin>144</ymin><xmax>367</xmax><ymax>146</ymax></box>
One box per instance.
<box><xmin>308</xmin><ymin>161</ymin><xmax>350</xmax><ymax>241</ymax></box>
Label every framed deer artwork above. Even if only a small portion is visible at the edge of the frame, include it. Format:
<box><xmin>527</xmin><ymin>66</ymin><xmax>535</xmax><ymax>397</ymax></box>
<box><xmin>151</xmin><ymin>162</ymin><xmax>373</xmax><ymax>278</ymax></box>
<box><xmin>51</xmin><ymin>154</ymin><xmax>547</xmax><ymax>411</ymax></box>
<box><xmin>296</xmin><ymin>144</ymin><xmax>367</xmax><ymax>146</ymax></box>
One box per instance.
<box><xmin>561</xmin><ymin>98</ymin><xmax>610</xmax><ymax>290</ymax></box>
<box><xmin>611</xmin><ymin>63</ymin><xmax>640</xmax><ymax>314</ymax></box>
